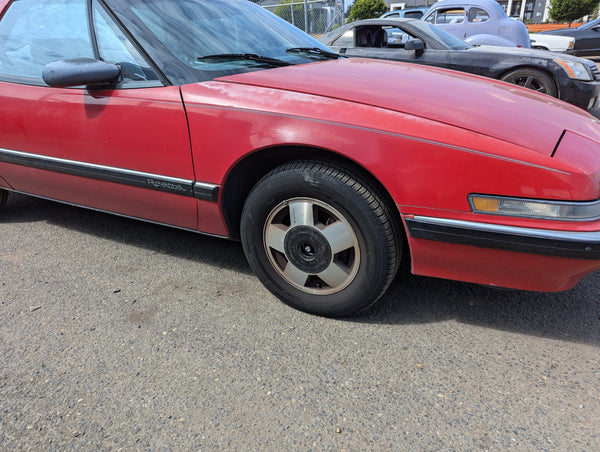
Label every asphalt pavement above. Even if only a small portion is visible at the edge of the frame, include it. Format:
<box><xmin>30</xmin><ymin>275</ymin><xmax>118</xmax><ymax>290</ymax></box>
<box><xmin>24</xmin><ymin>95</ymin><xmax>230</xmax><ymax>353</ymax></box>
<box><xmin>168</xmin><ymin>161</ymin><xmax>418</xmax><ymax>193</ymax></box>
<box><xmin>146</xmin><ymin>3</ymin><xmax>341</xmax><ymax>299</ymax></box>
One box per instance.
<box><xmin>1</xmin><ymin>193</ymin><xmax>599</xmax><ymax>450</ymax></box>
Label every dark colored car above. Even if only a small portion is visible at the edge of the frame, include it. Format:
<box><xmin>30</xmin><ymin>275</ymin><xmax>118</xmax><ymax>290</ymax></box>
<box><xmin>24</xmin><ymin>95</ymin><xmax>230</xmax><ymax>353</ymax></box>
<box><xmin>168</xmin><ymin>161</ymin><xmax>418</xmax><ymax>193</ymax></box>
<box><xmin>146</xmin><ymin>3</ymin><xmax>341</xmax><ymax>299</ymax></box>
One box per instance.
<box><xmin>539</xmin><ymin>18</ymin><xmax>600</xmax><ymax>58</ymax></box>
<box><xmin>320</xmin><ymin>18</ymin><xmax>600</xmax><ymax>113</ymax></box>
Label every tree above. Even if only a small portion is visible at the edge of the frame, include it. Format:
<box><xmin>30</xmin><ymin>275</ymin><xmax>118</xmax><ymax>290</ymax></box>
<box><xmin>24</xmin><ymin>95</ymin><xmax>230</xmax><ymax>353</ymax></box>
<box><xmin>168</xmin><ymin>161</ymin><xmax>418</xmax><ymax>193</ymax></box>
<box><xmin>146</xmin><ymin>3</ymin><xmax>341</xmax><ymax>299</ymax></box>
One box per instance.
<box><xmin>348</xmin><ymin>0</ymin><xmax>388</xmax><ymax>22</ymax></box>
<box><xmin>549</xmin><ymin>0</ymin><xmax>597</xmax><ymax>26</ymax></box>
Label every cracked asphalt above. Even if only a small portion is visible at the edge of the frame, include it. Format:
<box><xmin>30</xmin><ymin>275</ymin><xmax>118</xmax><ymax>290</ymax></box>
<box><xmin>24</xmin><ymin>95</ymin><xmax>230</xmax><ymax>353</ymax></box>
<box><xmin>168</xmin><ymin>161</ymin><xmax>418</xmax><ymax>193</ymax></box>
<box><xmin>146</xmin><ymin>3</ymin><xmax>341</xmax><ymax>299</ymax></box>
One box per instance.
<box><xmin>1</xmin><ymin>192</ymin><xmax>599</xmax><ymax>450</ymax></box>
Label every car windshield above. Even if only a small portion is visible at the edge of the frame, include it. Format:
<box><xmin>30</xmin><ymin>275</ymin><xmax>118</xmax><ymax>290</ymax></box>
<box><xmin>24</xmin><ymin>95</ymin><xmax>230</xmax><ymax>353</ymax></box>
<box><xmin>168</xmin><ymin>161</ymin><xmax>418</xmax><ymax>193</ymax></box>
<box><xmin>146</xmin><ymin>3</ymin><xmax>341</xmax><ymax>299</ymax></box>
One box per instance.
<box><xmin>579</xmin><ymin>17</ymin><xmax>600</xmax><ymax>30</ymax></box>
<box><xmin>411</xmin><ymin>21</ymin><xmax>471</xmax><ymax>50</ymax></box>
<box><xmin>106</xmin><ymin>0</ymin><xmax>335</xmax><ymax>83</ymax></box>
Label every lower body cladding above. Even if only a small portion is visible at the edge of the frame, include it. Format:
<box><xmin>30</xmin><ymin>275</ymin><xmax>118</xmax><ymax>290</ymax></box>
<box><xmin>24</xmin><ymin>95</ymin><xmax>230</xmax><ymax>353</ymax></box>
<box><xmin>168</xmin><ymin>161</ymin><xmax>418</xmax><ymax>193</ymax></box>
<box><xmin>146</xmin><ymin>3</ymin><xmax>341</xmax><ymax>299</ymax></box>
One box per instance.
<box><xmin>404</xmin><ymin>215</ymin><xmax>600</xmax><ymax>292</ymax></box>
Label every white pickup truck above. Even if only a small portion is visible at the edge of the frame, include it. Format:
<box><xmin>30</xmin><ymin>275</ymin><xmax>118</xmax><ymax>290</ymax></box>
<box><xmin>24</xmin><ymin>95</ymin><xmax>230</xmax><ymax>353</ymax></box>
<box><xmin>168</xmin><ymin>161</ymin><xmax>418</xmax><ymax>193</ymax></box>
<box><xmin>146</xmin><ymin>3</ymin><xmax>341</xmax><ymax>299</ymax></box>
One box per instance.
<box><xmin>529</xmin><ymin>33</ymin><xmax>575</xmax><ymax>52</ymax></box>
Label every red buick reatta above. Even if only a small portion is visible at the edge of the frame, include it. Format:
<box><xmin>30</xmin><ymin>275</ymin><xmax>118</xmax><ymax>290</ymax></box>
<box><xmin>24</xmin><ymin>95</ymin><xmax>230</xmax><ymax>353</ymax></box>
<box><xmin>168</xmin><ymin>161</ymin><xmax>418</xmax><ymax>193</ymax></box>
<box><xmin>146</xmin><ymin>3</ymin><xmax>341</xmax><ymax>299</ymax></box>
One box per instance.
<box><xmin>0</xmin><ymin>0</ymin><xmax>599</xmax><ymax>316</ymax></box>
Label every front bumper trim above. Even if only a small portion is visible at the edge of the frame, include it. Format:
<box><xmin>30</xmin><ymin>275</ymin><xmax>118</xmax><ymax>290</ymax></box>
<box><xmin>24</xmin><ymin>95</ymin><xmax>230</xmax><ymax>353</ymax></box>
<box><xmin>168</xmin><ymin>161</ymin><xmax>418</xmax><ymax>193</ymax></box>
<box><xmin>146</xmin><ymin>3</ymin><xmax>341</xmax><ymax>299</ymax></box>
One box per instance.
<box><xmin>405</xmin><ymin>216</ymin><xmax>600</xmax><ymax>260</ymax></box>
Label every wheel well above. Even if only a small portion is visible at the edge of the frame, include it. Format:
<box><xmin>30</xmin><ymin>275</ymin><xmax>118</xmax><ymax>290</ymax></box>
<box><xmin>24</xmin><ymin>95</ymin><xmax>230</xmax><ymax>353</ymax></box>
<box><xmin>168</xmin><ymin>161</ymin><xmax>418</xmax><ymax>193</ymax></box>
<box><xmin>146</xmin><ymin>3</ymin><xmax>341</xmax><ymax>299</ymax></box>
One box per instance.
<box><xmin>221</xmin><ymin>146</ymin><xmax>401</xmax><ymax>241</ymax></box>
<box><xmin>498</xmin><ymin>66</ymin><xmax>559</xmax><ymax>93</ymax></box>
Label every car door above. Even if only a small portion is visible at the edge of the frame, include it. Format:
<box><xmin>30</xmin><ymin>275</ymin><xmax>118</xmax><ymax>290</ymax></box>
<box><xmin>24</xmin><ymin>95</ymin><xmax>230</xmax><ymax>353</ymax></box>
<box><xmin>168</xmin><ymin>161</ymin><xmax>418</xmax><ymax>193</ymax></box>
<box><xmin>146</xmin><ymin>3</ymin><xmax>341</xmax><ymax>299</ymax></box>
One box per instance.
<box><xmin>0</xmin><ymin>0</ymin><xmax>197</xmax><ymax>229</ymax></box>
<box><xmin>577</xmin><ymin>24</ymin><xmax>600</xmax><ymax>56</ymax></box>
<box><xmin>464</xmin><ymin>6</ymin><xmax>494</xmax><ymax>39</ymax></box>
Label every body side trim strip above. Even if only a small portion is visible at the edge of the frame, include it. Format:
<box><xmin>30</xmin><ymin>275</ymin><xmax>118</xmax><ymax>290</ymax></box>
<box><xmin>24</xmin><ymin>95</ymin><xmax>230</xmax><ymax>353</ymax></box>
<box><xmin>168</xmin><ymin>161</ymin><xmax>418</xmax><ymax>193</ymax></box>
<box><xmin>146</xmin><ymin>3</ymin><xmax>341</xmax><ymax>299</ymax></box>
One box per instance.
<box><xmin>0</xmin><ymin>147</ymin><xmax>219</xmax><ymax>201</ymax></box>
<box><xmin>406</xmin><ymin>215</ymin><xmax>600</xmax><ymax>260</ymax></box>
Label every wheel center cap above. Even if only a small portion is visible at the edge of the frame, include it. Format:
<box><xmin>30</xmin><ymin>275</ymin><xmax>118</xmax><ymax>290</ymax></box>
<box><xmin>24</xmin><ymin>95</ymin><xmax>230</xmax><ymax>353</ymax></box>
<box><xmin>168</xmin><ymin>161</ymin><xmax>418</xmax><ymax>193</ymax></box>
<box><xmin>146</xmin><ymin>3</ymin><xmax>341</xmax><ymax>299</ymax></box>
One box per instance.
<box><xmin>284</xmin><ymin>226</ymin><xmax>332</xmax><ymax>273</ymax></box>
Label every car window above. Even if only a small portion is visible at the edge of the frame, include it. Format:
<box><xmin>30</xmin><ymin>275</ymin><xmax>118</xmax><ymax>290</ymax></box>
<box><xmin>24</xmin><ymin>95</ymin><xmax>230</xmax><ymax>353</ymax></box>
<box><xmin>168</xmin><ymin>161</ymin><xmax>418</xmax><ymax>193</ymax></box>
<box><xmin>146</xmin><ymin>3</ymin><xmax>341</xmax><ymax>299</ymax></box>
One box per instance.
<box><xmin>468</xmin><ymin>7</ymin><xmax>490</xmax><ymax>23</ymax></box>
<box><xmin>345</xmin><ymin>25</ymin><xmax>421</xmax><ymax>49</ymax></box>
<box><xmin>421</xmin><ymin>22</ymin><xmax>471</xmax><ymax>49</ymax></box>
<box><xmin>386</xmin><ymin>27</ymin><xmax>415</xmax><ymax>48</ymax></box>
<box><xmin>0</xmin><ymin>0</ymin><xmax>158</xmax><ymax>85</ymax></box>
<box><xmin>125</xmin><ymin>0</ymin><xmax>329</xmax><ymax>72</ymax></box>
<box><xmin>103</xmin><ymin>0</ymin><xmax>335</xmax><ymax>84</ymax></box>
<box><xmin>404</xmin><ymin>11</ymin><xmax>424</xmax><ymax>19</ymax></box>
<box><xmin>425</xmin><ymin>8</ymin><xmax>466</xmax><ymax>25</ymax></box>
<box><xmin>94</xmin><ymin>3</ymin><xmax>159</xmax><ymax>82</ymax></box>
<box><xmin>351</xmin><ymin>26</ymin><xmax>392</xmax><ymax>48</ymax></box>
<box><xmin>332</xmin><ymin>30</ymin><xmax>355</xmax><ymax>48</ymax></box>
<box><xmin>0</xmin><ymin>0</ymin><xmax>93</xmax><ymax>80</ymax></box>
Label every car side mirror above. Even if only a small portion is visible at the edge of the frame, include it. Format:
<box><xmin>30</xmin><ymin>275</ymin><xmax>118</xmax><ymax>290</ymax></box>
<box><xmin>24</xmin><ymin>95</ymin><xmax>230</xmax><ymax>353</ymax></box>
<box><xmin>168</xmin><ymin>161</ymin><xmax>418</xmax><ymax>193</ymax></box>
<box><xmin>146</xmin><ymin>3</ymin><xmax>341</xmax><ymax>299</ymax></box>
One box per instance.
<box><xmin>42</xmin><ymin>58</ymin><xmax>121</xmax><ymax>87</ymax></box>
<box><xmin>405</xmin><ymin>38</ymin><xmax>425</xmax><ymax>55</ymax></box>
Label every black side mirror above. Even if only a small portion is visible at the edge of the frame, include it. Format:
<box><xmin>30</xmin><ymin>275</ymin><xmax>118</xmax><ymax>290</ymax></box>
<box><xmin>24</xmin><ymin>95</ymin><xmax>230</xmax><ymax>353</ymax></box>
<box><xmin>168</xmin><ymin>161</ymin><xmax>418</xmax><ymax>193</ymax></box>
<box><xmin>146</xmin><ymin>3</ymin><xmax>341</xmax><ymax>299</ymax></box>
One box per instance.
<box><xmin>42</xmin><ymin>58</ymin><xmax>120</xmax><ymax>87</ymax></box>
<box><xmin>405</xmin><ymin>38</ymin><xmax>425</xmax><ymax>51</ymax></box>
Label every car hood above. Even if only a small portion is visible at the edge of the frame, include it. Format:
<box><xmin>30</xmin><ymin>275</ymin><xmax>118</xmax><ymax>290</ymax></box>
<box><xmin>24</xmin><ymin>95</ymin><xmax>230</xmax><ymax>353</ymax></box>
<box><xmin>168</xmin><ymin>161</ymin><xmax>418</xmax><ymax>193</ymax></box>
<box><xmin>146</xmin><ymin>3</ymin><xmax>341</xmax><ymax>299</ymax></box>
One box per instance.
<box><xmin>540</xmin><ymin>29</ymin><xmax>577</xmax><ymax>36</ymax></box>
<box><xmin>216</xmin><ymin>58</ymin><xmax>600</xmax><ymax>154</ymax></box>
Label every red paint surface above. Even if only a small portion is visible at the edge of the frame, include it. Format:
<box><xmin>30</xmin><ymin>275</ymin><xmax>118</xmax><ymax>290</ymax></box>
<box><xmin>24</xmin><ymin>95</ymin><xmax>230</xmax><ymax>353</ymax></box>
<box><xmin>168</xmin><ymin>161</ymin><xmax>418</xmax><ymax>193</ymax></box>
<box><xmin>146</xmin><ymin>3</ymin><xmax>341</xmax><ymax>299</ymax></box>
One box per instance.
<box><xmin>1</xmin><ymin>5</ymin><xmax>599</xmax><ymax>291</ymax></box>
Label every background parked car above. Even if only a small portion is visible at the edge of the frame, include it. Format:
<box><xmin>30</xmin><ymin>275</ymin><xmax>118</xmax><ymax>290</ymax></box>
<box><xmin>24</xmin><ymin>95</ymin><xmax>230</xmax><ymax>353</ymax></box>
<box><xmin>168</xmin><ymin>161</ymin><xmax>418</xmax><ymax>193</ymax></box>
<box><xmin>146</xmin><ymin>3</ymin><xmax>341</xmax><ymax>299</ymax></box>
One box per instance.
<box><xmin>422</xmin><ymin>0</ymin><xmax>530</xmax><ymax>48</ymax></box>
<box><xmin>380</xmin><ymin>7</ymin><xmax>431</xmax><ymax>20</ymax></box>
<box><xmin>529</xmin><ymin>33</ymin><xmax>575</xmax><ymax>53</ymax></box>
<box><xmin>538</xmin><ymin>18</ymin><xmax>600</xmax><ymax>58</ymax></box>
<box><xmin>320</xmin><ymin>18</ymin><xmax>600</xmax><ymax>113</ymax></box>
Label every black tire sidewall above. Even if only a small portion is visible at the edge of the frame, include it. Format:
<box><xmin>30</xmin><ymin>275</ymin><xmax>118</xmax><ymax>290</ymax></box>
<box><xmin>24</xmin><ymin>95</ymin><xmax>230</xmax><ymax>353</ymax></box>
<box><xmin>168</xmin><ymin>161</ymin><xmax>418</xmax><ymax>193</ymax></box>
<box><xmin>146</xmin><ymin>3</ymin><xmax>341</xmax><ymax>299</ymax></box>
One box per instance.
<box><xmin>500</xmin><ymin>68</ymin><xmax>557</xmax><ymax>97</ymax></box>
<box><xmin>241</xmin><ymin>162</ymin><xmax>396</xmax><ymax>316</ymax></box>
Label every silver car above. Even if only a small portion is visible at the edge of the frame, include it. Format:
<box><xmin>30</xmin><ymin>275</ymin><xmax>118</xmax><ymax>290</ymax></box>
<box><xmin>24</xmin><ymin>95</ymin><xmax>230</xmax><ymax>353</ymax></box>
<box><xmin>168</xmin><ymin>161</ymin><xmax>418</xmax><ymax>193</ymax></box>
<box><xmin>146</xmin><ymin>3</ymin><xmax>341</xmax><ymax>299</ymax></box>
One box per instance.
<box><xmin>422</xmin><ymin>0</ymin><xmax>530</xmax><ymax>48</ymax></box>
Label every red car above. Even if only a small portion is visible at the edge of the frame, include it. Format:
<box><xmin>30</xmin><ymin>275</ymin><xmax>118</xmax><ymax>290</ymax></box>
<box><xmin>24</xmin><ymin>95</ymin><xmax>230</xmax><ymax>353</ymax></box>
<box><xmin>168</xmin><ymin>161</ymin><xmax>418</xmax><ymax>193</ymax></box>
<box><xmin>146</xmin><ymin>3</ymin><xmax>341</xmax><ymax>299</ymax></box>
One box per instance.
<box><xmin>0</xmin><ymin>0</ymin><xmax>599</xmax><ymax>316</ymax></box>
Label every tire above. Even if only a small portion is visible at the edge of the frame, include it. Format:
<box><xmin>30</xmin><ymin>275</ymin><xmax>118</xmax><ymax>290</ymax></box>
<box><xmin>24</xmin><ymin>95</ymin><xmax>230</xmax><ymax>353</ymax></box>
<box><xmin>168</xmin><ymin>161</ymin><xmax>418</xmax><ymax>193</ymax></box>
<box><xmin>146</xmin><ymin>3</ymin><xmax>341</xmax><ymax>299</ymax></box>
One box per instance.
<box><xmin>500</xmin><ymin>68</ymin><xmax>558</xmax><ymax>97</ymax></box>
<box><xmin>0</xmin><ymin>189</ymin><xmax>7</xmax><ymax>210</ymax></box>
<box><xmin>241</xmin><ymin>161</ymin><xmax>401</xmax><ymax>317</ymax></box>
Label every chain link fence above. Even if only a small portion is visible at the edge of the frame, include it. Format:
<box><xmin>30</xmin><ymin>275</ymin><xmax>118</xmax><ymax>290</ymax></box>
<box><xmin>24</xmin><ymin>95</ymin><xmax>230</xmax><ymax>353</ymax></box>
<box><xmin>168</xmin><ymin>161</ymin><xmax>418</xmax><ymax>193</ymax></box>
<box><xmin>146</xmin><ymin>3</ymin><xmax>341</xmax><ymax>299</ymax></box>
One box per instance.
<box><xmin>259</xmin><ymin>1</ymin><xmax>345</xmax><ymax>36</ymax></box>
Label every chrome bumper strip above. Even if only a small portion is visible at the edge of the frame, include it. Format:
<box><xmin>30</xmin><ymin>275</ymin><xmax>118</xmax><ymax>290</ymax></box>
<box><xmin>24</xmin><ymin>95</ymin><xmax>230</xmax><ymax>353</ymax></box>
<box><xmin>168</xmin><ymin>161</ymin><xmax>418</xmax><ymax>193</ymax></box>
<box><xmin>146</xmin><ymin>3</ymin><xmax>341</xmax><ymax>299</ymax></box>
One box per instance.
<box><xmin>406</xmin><ymin>215</ymin><xmax>600</xmax><ymax>259</ymax></box>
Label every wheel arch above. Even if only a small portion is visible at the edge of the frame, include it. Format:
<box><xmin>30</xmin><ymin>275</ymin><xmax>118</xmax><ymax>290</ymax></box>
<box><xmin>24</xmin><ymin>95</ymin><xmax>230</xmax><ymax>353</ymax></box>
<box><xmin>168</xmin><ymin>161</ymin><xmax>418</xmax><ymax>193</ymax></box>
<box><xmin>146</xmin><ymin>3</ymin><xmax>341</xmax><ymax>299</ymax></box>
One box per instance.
<box><xmin>220</xmin><ymin>145</ymin><xmax>403</xmax><ymax>242</ymax></box>
<box><xmin>497</xmin><ymin>65</ymin><xmax>560</xmax><ymax>97</ymax></box>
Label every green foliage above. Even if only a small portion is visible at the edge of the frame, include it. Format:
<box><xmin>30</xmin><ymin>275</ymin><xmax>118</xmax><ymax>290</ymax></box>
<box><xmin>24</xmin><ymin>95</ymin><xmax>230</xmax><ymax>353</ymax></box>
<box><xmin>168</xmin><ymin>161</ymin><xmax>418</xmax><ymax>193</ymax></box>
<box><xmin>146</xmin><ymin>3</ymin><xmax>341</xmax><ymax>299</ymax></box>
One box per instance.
<box><xmin>549</xmin><ymin>0</ymin><xmax>597</xmax><ymax>25</ymax></box>
<box><xmin>274</xmin><ymin>0</ymin><xmax>303</xmax><ymax>18</ymax></box>
<box><xmin>348</xmin><ymin>0</ymin><xmax>388</xmax><ymax>22</ymax></box>
<box><xmin>273</xmin><ymin>0</ymin><xmax>311</xmax><ymax>31</ymax></box>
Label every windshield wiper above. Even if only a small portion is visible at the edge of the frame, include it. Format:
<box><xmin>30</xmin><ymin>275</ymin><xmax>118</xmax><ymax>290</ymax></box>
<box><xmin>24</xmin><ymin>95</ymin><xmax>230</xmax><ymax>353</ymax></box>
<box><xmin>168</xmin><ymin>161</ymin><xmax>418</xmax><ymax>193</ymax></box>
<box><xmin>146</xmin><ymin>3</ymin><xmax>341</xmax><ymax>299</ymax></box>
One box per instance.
<box><xmin>286</xmin><ymin>47</ymin><xmax>343</xmax><ymax>60</ymax></box>
<box><xmin>197</xmin><ymin>53</ymin><xmax>291</xmax><ymax>67</ymax></box>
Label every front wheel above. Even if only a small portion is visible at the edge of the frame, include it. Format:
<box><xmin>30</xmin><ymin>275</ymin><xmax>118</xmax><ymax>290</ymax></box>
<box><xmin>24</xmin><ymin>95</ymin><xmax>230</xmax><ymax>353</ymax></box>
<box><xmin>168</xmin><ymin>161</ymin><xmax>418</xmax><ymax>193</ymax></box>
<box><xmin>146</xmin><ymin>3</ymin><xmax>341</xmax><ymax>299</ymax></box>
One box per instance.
<box><xmin>500</xmin><ymin>68</ymin><xmax>558</xmax><ymax>97</ymax></box>
<box><xmin>241</xmin><ymin>161</ymin><xmax>401</xmax><ymax>317</ymax></box>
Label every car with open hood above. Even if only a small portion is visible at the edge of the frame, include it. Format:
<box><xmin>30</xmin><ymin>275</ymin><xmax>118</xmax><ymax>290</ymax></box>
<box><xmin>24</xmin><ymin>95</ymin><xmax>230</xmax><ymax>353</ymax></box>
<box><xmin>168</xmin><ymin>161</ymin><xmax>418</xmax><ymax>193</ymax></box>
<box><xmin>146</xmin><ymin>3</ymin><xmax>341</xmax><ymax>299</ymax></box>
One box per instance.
<box><xmin>0</xmin><ymin>0</ymin><xmax>599</xmax><ymax>316</ymax></box>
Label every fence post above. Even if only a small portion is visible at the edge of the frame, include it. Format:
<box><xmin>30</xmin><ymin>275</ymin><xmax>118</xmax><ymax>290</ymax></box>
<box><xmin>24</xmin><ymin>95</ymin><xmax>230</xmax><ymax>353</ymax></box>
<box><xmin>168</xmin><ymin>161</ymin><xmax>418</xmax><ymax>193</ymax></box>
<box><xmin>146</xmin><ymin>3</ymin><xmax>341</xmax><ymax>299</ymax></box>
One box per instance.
<box><xmin>290</xmin><ymin>2</ymin><xmax>294</xmax><ymax>26</ymax></box>
<box><xmin>304</xmin><ymin>0</ymin><xmax>308</xmax><ymax>33</ymax></box>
